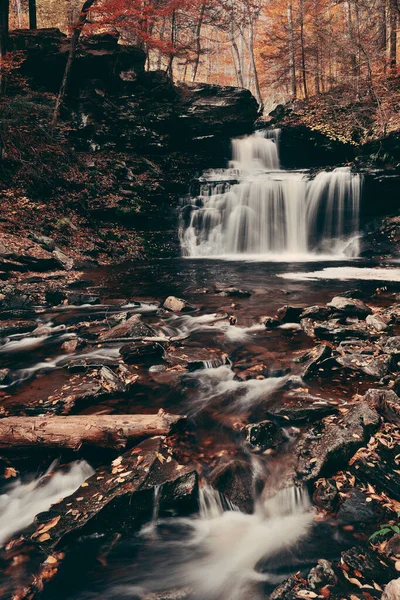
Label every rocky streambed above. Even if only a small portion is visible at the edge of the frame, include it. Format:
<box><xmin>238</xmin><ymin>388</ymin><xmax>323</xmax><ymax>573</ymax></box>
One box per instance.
<box><xmin>1</xmin><ymin>255</ymin><xmax>400</xmax><ymax>599</ymax></box>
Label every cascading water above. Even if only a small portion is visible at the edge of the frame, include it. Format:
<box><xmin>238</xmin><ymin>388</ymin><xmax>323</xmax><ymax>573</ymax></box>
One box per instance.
<box><xmin>179</xmin><ymin>130</ymin><xmax>361</xmax><ymax>259</ymax></box>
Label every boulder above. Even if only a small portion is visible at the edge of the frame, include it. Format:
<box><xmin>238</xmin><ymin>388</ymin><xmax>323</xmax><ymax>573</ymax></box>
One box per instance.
<box><xmin>336</xmin><ymin>353</ymin><xmax>392</xmax><ymax>378</ymax></box>
<box><xmin>0</xmin><ymin>233</ymin><xmax>58</xmax><ymax>273</ymax></box>
<box><xmin>52</xmin><ymin>249</ymin><xmax>74</xmax><ymax>271</ymax></box>
<box><xmin>341</xmin><ymin>546</ymin><xmax>396</xmax><ymax>585</ymax></box>
<box><xmin>294</xmin><ymin>344</ymin><xmax>331</xmax><ymax>379</ymax></box>
<box><xmin>300</xmin><ymin>305</ymin><xmax>331</xmax><ymax>321</ymax></box>
<box><xmin>313</xmin><ymin>320</ymin><xmax>375</xmax><ymax>342</ymax></box>
<box><xmin>307</xmin><ymin>559</ymin><xmax>338</xmax><ymax>590</ymax></box>
<box><xmin>327</xmin><ymin>296</ymin><xmax>371</xmax><ymax>318</ymax></box>
<box><xmin>364</xmin><ymin>388</ymin><xmax>400</xmax><ymax>423</ymax></box>
<box><xmin>209</xmin><ymin>458</ymin><xmax>254</xmax><ymax>513</ymax></box>
<box><xmin>99</xmin><ymin>314</ymin><xmax>156</xmax><ymax>341</ymax></box>
<box><xmin>120</xmin><ymin>342</ymin><xmax>165</xmax><ymax>364</ymax></box>
<box><xmin>276</xmin><ymin>304</ymin><xmax>305</xmax><ymax>323</ymax></box>
<box><xmin>383</xmin><ymin>578</ymin><xmax>400</xmax><ymax>600</ymax></box>
<box><xmin>366</xmin><ymin>313</ymin><xmax>390</xmax><ymax>332</ymax></box>
<box><xmin>296</xmin><ymin>402</ymin><xmax>380</xmax><ymax>482</ymax></box>
<box><xmin>163</xmin><ymin>296</ymin><xmax>194</xmax><ymax>312</ymax></box>
<box><xmin>337</xmin><ymin>489</ymin><xmax>383</xmax><ymax>525</ymax></box>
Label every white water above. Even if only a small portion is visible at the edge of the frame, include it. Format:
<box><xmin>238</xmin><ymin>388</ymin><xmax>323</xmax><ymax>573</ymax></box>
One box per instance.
<box><xmin>179</xmin><ymin>130</ymin><xmax>361</xmax><ymax>259</ymax></box>
<box><xmin>0</xmin><ymin>461</ymin><xmax>94</xmax><ymax>546</ymax></box>
<box><xmin>279</xmin><ymin>266</ymin><xmax>400</xmax><ymax>282</ymax></box>
<box><xmin>107</xmin><ymin>485</ymin><xmax>313</xmax><ymax>600</ymax></box>
<box><xmin>185</xmin><ymin>364</ymin><xmax>287</xmax><ymax>415</ymax></box>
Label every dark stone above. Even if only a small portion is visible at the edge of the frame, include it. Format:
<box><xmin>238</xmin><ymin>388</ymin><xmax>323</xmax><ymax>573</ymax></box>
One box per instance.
<box><xmin>214</xmin><ymin>286</ymin><xmax>251</xmax><ymax>298</ymax></box>
<box><xmin>364</xmin><ymin>388</ymin><xmax>400</xmax><ymax>423</ymax></box>
<box><xmin>264</xmin><ymin>316</ymin><xmax>280</xmax><ymax>329</ymax></box>
<box><xmin>45</xmin><ymin>289</ymin><xmax>67</xmax><ymax>306</ymax></box>
<box><xmin>243</xmin><ymin>420</ymin><xmax>286</xmax><ymax>452</ymax></box>
<box><xmin>67</xmin><ymin>292</ymin><xmax>101</xmax><ymax>306</ymax></box>
<box><xmin>99</xmin><ymin>315</ymin><xmax>156</xmax><ymax>342</ymax></box>
<box><xmin>120</xmin><ymin>342</ymin><xmax>165</xmax><ymax>364</ymax></box>
<box><xmin>269</xmin><ymin>576</ymin><xmax>299</xmax><ymax>600</ymax></box>
<box><xmin>351</xmin><ymin>440</ymin><xmax>400</xmax><ymax>501</ymax></box>
<box><xmin>313</xmin><ymin>320</ymin><xmax>374</xmax><ymax>342</ymax></box>
<box><xmin>384</xmin><ymin>337</ymin><xmax>400</xmax><ymax>355</ymax></box>
<box><xmin>209</xmin><ymin>459</ymin><xmax>254</xmax><ymax>513</ymax></box>
<box><xmin>327</xmin><ymin>296</ymin><xmax>372</xmax><ymax>318</ymax></box>
<box><xmin>297</xmin><ymin>402</ymin><xmax>380</xmax><ymax>482</ymax></box>
<box><xmin>276</xmin><ymin>305</ymin><xmax>305</xmax><ymax>323</ymax></box>
<box><xmin>300</xmin><ymin>305</ymin><xmax>331</xmax><ymax>321</ymax></box>
<box><xmin>267</xmin><ymin>400</ymin><xmax>337</xmax><ymax>423</ymax></box>
<box><xmin>336</xmin><ymin>353</ymin><xmax>392</xmax><ymax>378</ymax></box>
<box><xmin>0</xmin><ymin>319</ymin><xmax>36</xmax><ymax>337</ymax></box>
<box><xmin>341</xmin><ymin>546</ymin><xmax>396</xmax><ymax>585</ymax></box>
<box><xmin>313</xmin><ymin>479</ymin><xmax>339</xmax><ymax>512</ymax></box>
<box><xmin>307</xmin><ymin>559</ymin><xmax>338</xmax><ymax>590</ymax></box>
<box><xmin>294</xmin><ymin>344</ymin><xmax>331</xmax><ymax>379</ymax></box>
<box><xmin>337</xmin><ymin>489</ymin><xmax>383</xmax><ymax>525</ymax></box>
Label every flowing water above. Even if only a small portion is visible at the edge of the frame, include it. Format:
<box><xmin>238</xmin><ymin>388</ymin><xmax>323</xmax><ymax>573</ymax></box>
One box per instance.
<box><xmin>179</xmin><ymin>130</ymin><xmax>361</xmax><ymax>259</ymax></box>
<box><xmin>1</xmin><ymin>130</ymin><xmax>399</xmax><ymax>599</ymax></box>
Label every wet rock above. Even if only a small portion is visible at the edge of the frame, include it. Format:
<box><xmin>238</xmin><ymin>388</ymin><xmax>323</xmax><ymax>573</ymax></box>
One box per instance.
<box><xmin>297</xmin><ymin>402</ymin><xmax>380</xmax><ymax>482</ymax></box>
<box><xmin>45</xmin><ymin>288</ymin><xmax>67</xmax><ymax>306</ymax></box>
<box><xmin>186</xmin><ymin>356</ymin><xmax>229</xmax><ymax>372</ymax></box>
<box><xmin>263</xmin><ymin>316</ymin><xmax>280</xmax><ymax>329</ymax></box>
<box><xmin>300</xmin><ymin>305</ymin><xmax>331</xmax><ymax>321</ymax></box>
<box><xmin>209</xmin><ymin>458</ymin><xmax>254</xmax><ymax>513</ymax></box>
<box><xmin>52</xmin><ymin>249</ymin><xmax>74</xmax><ymax>271</ymax></box>
<box><xmin>0</xmin><ymin>437</ymin><xmax>198</xmax><ymax>599</ymax></box>
<box><xmin>383</xmin><ymin>578</ymin><xmax>400</xmax><ymax>600</ymax></box>
<box><xmin>327</xmin><ymin>296</ymin><xmax>371</xmax><ymax>318</ymax></box>
<box><xmin>0</xmin><ymin>285</ymin><xmax>37</xmax><ymax>310</ymax></box>
<box><xmin>163</xmin><ymin>296</ymin><xmax>194</xmax><ymax>312</ymax></box>
<box><xmin>386</xmin><ymin>535</ymin><xmax>400</xmax><ymax>559</ymax></box>
<box><xmin>341</xmin><ymin>545</ymin><xmax>396</xmax><ymax>585</ymax></box>
<box><xmin>120</xmin><ymin>342</ymin><xmax>165</xmax><ymax>364</ymax></box>
<box><xmin>294</xmin><ymin>344</ymin><xmax>331</xmax><ymax>379</ymax></box>
<box><xmin>364</xmin><ymin>388</ymin><xmax>400</xmax><ymax>423</ymax></box>
<box><xmin>267</xmin><ymin>400</ymin><xmax>337</xmax><ymax>423</ymax></box>
<box><xmin>61</xmin><ymin>338</ymin><xmax>81</xmax><ymax>353</ymax></box>
<box><xmin>99</xmin><ymin>314</ymin><xmax>156</xmax><ymax>342</ymax></box>
<box><xmin>351</xmin><ymin>432</ymin><xmax>400</xmax><ymax>500</ymax></box>
<box><xmin>276</xmin><ymin>304</ymin><xmax>305</xmax><ymax>323</ymax></box>
<box><xmin>269</xmin><ymin>576</ymin><xmax>299</xmax><ymax>600</ymax></box>
<box><xmin>300</xmin><ymin>317</ymin><xmax>316</xmax><ymax>338</ymax></box>
<box><xmin>366</xmin><ymin>313</ymin><xmax>390</xmax><ymax>332</ymax></box>
<box><xmin>313</xmin><ymin>320</ymin><xmax>375</xmax><ymax>342</ymax></box>
<box><xmin>307</xmin><ymin>559</ymin><xmax>338</xmax><ymax>590</ymax></box>
<box><xmin>313</xmin><ymin>479</ymin><xmax>339</xmax><ymax>512</ymax></box>
<box><xmin>0</xmin><ymin>232</ymin><xmax>58</xmax><ymax>272</ymax></box>
<box><xmin>214</xmin><ymin>286</ymin><xmax>251</xmax><ymax>298</ymax></box>
<box><xmin>336</xmin><ymin>353</ymin><xmax>392</xmax><ymax>378</ymax></box>
<box><xmin>0</xmin><ymin>368</ymin><xmax>10</xmax><ymax>383</ymax></box>
<box><xmin>26</xmin><ymin>365</ymin><xmax>127</xmax><ymax>415</ymax></box>
<box><xmin>384</xmin><ymin>337</ymin><xmax>400</xmax><ymax>355</ymax></box>
<box><xmin>67</xmin><ymin>292</ymin><xmax>101</xmax><ymax>305</ymax></box>
<box><xmin>0</xmin><ymin>319</ymin><xmax>36</xmax><ymax>336</ymax></box>
<box><xmin>337</xmin><ymin>489</ymin><xmax>383</xmax><ymax>525</ymax></box>
<box><xmin>243</xmin><ymin>420</ymin><xmax>286</xmax><ymax>452</ymax></box>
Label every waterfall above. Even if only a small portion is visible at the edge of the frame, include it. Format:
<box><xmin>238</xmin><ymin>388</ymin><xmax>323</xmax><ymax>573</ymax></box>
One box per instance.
<box><xmin>179</xmin><ymin>130</ymin><xmax>361</xmax><ymax>260</ymax></box>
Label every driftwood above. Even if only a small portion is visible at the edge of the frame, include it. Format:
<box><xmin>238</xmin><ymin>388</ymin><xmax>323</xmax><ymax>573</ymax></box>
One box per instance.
<box><xmin>0</xmin><ymin>411</ymin><xmax>185</xmax><ymax>449</ymax></box>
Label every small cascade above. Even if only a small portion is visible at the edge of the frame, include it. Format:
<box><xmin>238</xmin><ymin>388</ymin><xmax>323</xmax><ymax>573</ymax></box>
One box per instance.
<box><xmin>179</xmin><ymin>130</ymin><xmax>362</xmax><ymax>259</ymax></box>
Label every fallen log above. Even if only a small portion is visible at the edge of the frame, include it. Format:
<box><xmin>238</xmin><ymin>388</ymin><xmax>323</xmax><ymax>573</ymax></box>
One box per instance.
<box><xmin>0</xmin><ymin>411</ymin><xmax>185</xmax><ymax>449</ymax></box>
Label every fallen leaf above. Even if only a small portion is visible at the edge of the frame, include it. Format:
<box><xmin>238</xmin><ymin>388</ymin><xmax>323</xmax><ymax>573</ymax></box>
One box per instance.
<box><xmin>32</xmin><ymin>516</ymin><xmax>61</xmax><ymax>538</ymax></box>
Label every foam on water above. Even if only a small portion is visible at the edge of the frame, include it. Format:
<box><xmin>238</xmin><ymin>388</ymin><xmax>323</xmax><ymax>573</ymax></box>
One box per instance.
<box><xmin>0</xmin><ymin>461</ymin><xmax>94</xmax><ymax>546</ymax></box>
<box><xmin>279</xmin><ymin>266</ymin><xmax>400</xmax><ymax>282</ymax></box>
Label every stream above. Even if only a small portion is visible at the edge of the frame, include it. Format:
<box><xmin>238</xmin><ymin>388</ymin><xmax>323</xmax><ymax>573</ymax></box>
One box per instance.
<box><xmin>2</xmin><ymin>131</ymin><xmax>400</xmax><ymax>599</ymax></box>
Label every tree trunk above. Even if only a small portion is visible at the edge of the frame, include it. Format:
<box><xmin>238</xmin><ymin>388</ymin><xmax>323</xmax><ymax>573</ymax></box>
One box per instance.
<box><xmin>389</xmin><ymin>0</ymin><xmax>397</xmax><ymax>71</ymax></box>
<box><xmin>52</xmin><ymin>0</ymin><xmax>96</xmax><ymax>125</ymax></box>
<box><xmin>230</xmin><ymin>23</ymin><xmax>244</xmax><ymax>87</ymax></box>
<box><xmin>0</xmin><ymin>412</ymin><xmax>185</xmax><ymax>449</ymax></box>
<box><xmin>313</xmin><ymin>0</ymin><xmax>320</xmax><ymax>94</ymax></box>
<box><xmin>192</xmin><ymin>1</ymin><xmax>206</xmax><ymax>81</ymax></box>
<box><xmin>29</xmin><ymin>0</ymin><xmax>37</xmax><ymax>29</ymax></box>
<box><xmin>166</xmin><ymin>9</ymin><xmax>176</xmax><ymax>78</ymax></box>
<box><xmin>299</xmin><ymin>0</ymin><xmax>308</xmax><ymax>98</ymax></box>
<box><xmin>287</xmin><ymin>1</ymin><xmax>297</xmax><ymax>99</ymax></box>
<box><xmin>379</xmin><ymin>0</ymin><xmax>387</xmax><ymax>51</ymax></box>
<box><xmin>0</xmin><ymin>0</ymin><xmax>9</xmax><ymax>60</ymax></box>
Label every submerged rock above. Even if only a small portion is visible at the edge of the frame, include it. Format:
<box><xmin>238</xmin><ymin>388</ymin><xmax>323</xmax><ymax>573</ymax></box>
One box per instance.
<box><xmin>214</xmin><ymin>286</ymin><xmax>251</xmax><ymax>298</ymax></box>
<box><xmin>120</xmin><ymin>342</ymin><xmax>165</xmax><ymax>364</ymax></box>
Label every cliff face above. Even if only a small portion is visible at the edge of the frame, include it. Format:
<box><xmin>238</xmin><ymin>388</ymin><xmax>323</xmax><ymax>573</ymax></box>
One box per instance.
<box><xmin>0</xmin><ymin>29</ymin><xmax>258</xmax><ymax>261</ymax></box>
